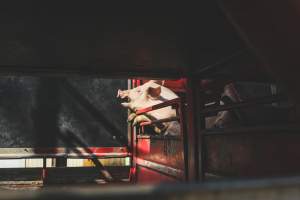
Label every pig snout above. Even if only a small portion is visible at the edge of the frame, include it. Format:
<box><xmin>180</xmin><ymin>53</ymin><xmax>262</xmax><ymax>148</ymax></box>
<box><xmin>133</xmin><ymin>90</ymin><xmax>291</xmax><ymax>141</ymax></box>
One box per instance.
<box><xmin>117</xmin><ymin>89</ymin><xmax>121</xmax><ymax>98</ymax></box>
<box><xmin>117</xmin><ymin>89</ymin><xmax>129</xmax><ymax>99</ymax></box>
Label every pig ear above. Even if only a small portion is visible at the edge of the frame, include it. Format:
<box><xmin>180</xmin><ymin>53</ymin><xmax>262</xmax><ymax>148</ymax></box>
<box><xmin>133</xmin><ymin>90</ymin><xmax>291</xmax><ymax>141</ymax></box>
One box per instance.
<box><xmin>148</xmin><ymin>86</ymin><xmax>161</xmax><ymax>98</ymax></box>
<box><xmin>152</xmin><ymin>80</ymin><xmax>164</xmax><ymax>86</ymax></box>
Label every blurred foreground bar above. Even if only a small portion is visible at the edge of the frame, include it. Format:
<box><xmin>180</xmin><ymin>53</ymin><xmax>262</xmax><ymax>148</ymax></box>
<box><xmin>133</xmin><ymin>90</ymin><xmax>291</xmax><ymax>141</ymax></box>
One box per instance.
<box><xmin>1</xmin><ymin>176</ymin><xmax>300</xmax><ymax>199</ymax></box>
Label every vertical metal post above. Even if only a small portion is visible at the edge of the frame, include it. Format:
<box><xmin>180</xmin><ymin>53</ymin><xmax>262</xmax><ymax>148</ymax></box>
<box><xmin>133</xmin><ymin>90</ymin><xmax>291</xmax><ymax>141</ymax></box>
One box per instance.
<box><xmin>56</xmin><ymin>157</ymin><xmax>67</xmax><ymax>167</ymax></box>
<box><xmin>185</xmin><ymin>78</ymin><xmax>205</xmax><ymax>182</ymax></box>
<box><xmin>127</xmin><ymin>79</ymin><xmax>133</xmax><ymax>149</ymax></box>
<box><xmin>129</xmin><ymin>79</ymin><xmax>137</xmax><ymax>183</ymax></box>
<box><xmin>178</xmin><ymin>99</ymin><xmax>188</xmax><ymax>181</ymax></box>
<box><xmin>198</xmin><ymin>89</ymin><xmax>206</xmax><ymax>182</ymax></box>
<box><xmin>42</xmin><ymin>157</ymin><xmax>47</xmax><ymax>183</ymax></box>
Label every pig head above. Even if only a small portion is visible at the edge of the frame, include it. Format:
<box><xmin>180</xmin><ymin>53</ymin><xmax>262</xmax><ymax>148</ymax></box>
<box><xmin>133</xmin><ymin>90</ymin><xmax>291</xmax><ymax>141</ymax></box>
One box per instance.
<box><xmin>210</xmin><ymin>83</ymin><xmax>242</xmax><ymax>128</ymax></box>
<box><xmin>117</xmin><ymin>80</ymin><xmax>179</xmax><ymax>135</ymax></box>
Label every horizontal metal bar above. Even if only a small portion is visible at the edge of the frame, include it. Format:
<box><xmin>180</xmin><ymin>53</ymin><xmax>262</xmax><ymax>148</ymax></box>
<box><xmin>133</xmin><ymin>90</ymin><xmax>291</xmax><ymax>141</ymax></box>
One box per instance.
<box><xmin>0</xmin><ymin>153</ymin><xmax>131</xmax><ymax>160</ymax></box>
<box><xmin>200</xmin><ymin>95</ymin><xmax>285</xmax><ymax>115</ymax></box>
<box><xmin>0</xmin><ymin>180</ymin><xmax>42</xmax><ymax>185</ymax></box>
<box><xmin>136</xmin><ymin>98</ymin><xmax>181</xmax><ymax>115</ymax></box>
<box><xmin>137</xmin><ymin>135</ymin><xmax>181</xmax><ymax>140</ymax></box>
<box><xmin>203</xmin><ymin>124</ymin><xmax>300</xmax><ymax>136</ymax></box>
<box><xmin>140</xmin><ymin>117</ymin><xmax>180</xmax><ymax>126</ymax></box>
<box><xmin>136</xmin><ymin>158</ymin><xmax>184</xmax><ymax>179</ymax></box>
<box><xmin>0</xmin><ymin>147</ymin><xmax>130</xmax><ymax>159</ymax></box>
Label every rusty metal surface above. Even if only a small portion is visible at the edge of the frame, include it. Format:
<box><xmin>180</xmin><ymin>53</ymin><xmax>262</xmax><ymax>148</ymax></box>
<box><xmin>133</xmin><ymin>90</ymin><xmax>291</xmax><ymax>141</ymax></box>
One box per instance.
<box><xmin>205</xmin><ymin>133</ymin><xmax>300</xmax><ymax>178</ymax></box>
<box><xmin>136</xmin><ymin>138</ymin><xmax>184</xmax><ymax>171</ymax></box>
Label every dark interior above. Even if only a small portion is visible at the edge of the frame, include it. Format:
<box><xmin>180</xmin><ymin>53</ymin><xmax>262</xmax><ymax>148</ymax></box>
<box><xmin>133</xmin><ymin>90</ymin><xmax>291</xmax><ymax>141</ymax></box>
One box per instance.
<box><xmin>0</xmin><ymin>1</ymin><xmax>299</xmax><ymax>199</ymax></box>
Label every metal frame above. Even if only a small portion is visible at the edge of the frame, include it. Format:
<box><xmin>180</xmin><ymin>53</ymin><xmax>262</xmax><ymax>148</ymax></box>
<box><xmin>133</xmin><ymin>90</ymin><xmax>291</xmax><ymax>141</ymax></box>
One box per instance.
<box><xmin>136</xmin><ymin>158</ymin><xmax>184</xmax><ymax>179</ymax></box>
<box><xmin>129</xmin><ymin>79</ymin><xmax>139</xmax><ymax>183</ymax></box>
<box><xmin>130</xmin><ymin>84</ymin><xmax>186</xmax><ymax>182</ymax></box>
<box><xmin>200</xmin><ymin>94</ymin><xmax>285</xmax><ymax>114</ymax></box>
<box><xmin>0</xmin><ymin>147</ymin><xmax>130</xmax><ymax>159</ymax></box>
<box><xmin>0</xmin><ymin>147</ymin><xmax>130</xmax><ymax>184</ymax></box>
<box><xmin>203</xmin><ymin>124</ymin><xmax>300</xmax><ymax>136</ymax></box>
<box><xmin>131</xmin><ymin>77</ymin><xmax>296</xmax><ymax>183</ymax></box>
<box><xmin>199</xmin><ymin>82</ymin><xmax>297</xmax><ymax>180</ymax></box>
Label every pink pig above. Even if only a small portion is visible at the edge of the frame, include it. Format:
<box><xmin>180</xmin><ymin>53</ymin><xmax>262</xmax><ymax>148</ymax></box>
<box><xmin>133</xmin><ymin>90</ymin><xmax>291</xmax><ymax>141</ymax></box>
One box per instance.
<box><xmin>117</xmin><ymin>80</ymin><xmax>179</xmax><ymax>135</ymax></box>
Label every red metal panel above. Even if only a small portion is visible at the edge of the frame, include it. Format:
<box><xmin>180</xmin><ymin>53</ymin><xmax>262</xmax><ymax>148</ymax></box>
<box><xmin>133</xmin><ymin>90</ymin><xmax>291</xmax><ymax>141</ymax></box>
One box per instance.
<box><xmin>136</xmin><ymin>166</ymin><xmax>179</xmax><ymax>184</ymax></box>
<box><xmin>163</xmin><ymin>79</ymin><xmax>186</xmax><ymax>92</ymax></box>
<box><xmin>137</xmin><ymin>139</ymin><xmax>151</xmax><ymax>154</ymax></box>
<box><xmin>137</xmin><ymin>137</ymin><xmax>184</xmax><ymax>171</ymax></box>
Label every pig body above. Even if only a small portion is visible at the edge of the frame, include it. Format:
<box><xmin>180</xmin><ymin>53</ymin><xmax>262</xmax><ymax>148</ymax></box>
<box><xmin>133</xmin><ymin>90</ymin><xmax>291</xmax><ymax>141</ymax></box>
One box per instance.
<box><xmin>117</xmin><ymin>80</ymin><xmax>180</xmax><ymax>135</ymax></box>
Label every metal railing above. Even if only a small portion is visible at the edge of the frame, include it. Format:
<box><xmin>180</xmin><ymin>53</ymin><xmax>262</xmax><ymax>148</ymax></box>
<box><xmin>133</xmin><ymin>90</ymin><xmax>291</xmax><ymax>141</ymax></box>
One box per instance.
<box><xmin>133</xmin><ymin>97</ymin><xmax>187</xmax><ymax>181</ymax></box>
